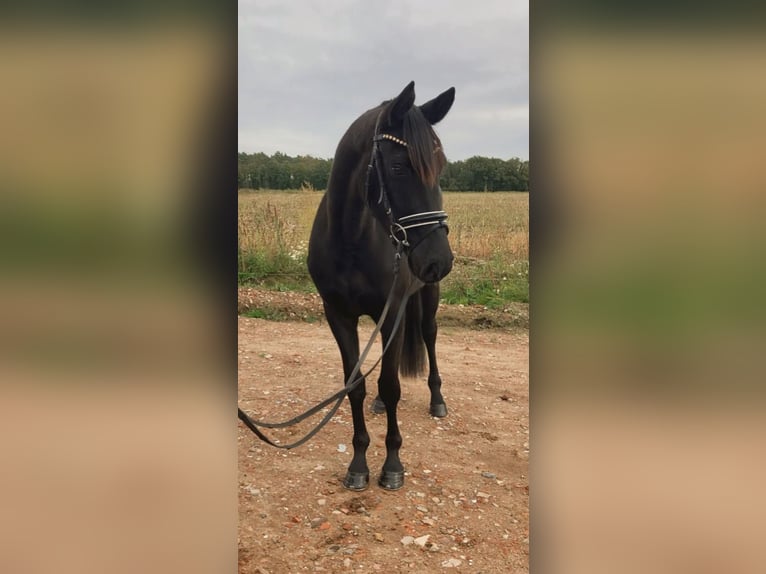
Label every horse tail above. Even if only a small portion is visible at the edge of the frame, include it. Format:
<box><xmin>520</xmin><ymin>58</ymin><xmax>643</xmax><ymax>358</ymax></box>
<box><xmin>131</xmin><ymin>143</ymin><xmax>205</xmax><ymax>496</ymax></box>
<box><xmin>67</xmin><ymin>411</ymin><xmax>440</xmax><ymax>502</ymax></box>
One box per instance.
<box><xmin>399</xmin><ymin>291</ymin><xmax>426</xmax><ymax>378</ymax></box>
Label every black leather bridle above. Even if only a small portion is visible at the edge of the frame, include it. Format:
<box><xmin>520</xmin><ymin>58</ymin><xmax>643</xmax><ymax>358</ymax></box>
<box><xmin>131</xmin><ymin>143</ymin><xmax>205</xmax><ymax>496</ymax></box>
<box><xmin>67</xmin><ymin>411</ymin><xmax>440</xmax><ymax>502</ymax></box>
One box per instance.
<box><xmin>365</xmin><ymin>115</ymin><xmax>449</xmax><ymax>252</ymax></box>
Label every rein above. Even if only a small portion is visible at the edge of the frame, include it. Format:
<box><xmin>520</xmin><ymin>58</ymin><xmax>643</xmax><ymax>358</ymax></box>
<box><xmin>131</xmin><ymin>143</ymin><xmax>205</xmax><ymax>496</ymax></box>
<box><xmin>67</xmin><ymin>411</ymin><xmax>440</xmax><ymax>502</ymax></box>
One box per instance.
<box><xmin>238</xmin><ymin>243</ymin><xmax>412</xmax><ymax>449</ymax></box>
<box><xmin>238</xmin><ymin>112</ymin><xmax>448</xmax><ymax>449</ymax></box>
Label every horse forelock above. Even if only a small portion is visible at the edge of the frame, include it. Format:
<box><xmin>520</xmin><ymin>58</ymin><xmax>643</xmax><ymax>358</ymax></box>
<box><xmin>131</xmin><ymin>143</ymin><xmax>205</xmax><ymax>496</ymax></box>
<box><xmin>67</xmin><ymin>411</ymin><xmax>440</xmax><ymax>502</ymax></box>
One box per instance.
<box><xmin>402</xmin><ymin>107</ymin><xmax>445</xmax><ymax>188</ymax></box>
<box><xmin>340</xmin><ymin>104</ymin><xmax>445</xmax><ymax>194</ymax></box>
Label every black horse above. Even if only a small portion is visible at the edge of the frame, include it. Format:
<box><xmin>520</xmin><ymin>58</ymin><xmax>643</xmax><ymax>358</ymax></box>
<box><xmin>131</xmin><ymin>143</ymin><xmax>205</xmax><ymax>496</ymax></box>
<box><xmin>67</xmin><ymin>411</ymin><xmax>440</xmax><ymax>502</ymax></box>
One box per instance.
<box><xmin>307</xmin><ymin>81</ymin><xmax>455</xmax><ymax>491</ymax></box>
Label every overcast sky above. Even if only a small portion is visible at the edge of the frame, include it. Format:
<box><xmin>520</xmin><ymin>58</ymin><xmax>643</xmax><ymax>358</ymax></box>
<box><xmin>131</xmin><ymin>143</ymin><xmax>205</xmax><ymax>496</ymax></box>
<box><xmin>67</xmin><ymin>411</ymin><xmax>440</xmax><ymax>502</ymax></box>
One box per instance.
<box><xmin>238</xmin><ymin>0</ymin><xmax>528</xmax><ymax>161</ymax></box>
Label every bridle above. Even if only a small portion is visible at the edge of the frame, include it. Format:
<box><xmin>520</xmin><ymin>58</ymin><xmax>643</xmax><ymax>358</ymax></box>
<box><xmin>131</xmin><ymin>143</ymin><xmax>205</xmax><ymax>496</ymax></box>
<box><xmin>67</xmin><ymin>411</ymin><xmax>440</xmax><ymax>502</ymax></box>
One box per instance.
<box><xmin>365</xmin><ymin>114</ymin><xmax>449</xmax><ymax>252</ymax></box>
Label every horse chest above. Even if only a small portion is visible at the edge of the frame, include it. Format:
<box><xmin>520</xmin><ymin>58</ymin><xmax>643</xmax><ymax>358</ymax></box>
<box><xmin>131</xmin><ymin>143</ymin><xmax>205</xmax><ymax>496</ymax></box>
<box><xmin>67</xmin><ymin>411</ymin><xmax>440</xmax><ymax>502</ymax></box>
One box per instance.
<box><xmin>319</xmin><ymin>253</ymin><xmax>384</xmax><ymax>313</ymax></box>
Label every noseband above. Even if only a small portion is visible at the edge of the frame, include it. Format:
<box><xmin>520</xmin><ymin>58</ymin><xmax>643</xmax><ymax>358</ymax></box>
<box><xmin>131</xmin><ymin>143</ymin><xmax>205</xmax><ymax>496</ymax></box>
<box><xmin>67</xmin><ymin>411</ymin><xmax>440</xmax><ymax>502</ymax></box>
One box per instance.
<box><xmin>364</xmin><ymin>118</ymin><xmax>449</xmax><ymax>252</ymax></box>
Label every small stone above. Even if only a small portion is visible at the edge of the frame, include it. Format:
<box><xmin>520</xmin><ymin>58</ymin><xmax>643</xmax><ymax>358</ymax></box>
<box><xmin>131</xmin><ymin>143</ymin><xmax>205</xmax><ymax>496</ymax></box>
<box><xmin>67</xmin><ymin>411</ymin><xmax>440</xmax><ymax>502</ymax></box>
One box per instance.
<box><xmin>421</xmin><ymin>517</ymin><xmax>435</xmax><ymax>526</ymax></box>
<box><xmin>374</xmin><ymin>533</ymin><xmax>384</xmax><ymax>542</ymax></box>
<box><xmin>401</xmin><ymin>536</ymin><xmax>415</xmax><ymax>546</ymax></box>
<box><xmin>476</xmin><ymin>491</ymin><xmax>490</xmax><ymax>499</ymax></box>
<box><xmin>416</xmin><ymin>505</ymin><xmax>429</xmax><ymax>513</ymax></box>
<box><xmin>414</xmin><ymin>535</ymin><xmax>430</xmax><ymax>548</ymax></box>
<box><xmin>310</xmin><ymin>517</ymin><xmax>327</xmax><ymax>529</ymax></box>
<box><xmin>442</xmin><ymin>558</ymin><xmax>462</xmax><ymax>568</ymax></box>
<box><xmin>337</xmin><ymin>444</ymin><xmax>347</xmax><ymax>453</ymax></box>
<box><xmin>317</xmin><ymin>499</ymin><xmax>326</xmax><ymax>506</ymax></box>
<box><xmin>428</xmin><ymin>543</ymin><xmax>440</xmax><ymax>552</ymax></box>
<box><xmin>481</xmin><ymin>472</ymin><xmax>497</xmax><ymax>479</ymax></box>
<box><xmin>343</xmin><ymin>558</ymin><xmax>352</xmax><ymax>568</ymax></box>
<box><xmin>319</xmin><ymin>522</ymin><xmax>331</xmax><ymax>530</ymax></box>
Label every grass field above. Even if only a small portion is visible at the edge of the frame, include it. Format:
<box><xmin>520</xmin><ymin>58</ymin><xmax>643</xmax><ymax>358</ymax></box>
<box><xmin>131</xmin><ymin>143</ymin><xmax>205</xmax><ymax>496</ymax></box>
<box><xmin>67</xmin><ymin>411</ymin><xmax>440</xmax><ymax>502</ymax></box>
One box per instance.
<box><xmin>238</xmin><ymin>189</ymin><xmax>529</xmax><ymax>307</ymax></box>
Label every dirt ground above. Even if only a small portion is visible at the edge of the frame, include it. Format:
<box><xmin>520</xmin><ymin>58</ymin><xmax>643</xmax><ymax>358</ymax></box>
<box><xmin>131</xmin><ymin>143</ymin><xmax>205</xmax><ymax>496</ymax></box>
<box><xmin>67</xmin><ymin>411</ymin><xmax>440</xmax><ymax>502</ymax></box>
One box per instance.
<box><xmin>238</xmin><ymin>287</ymin><xmax>529</xmax><ymax>331</ymax></box>
<box><xmin>238</xmin><ymin>307</ymin><xmax>529</xmax><ymax>573</ymax></box>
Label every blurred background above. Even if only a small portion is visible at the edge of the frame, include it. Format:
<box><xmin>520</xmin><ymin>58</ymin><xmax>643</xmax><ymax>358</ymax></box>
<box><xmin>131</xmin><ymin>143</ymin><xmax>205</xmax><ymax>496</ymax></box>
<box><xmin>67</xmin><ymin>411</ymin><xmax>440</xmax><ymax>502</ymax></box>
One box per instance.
<box><xmin>0</xmin><ymin>5</ymin><xmax>236</xmax><ymax>574</ymax></box>
<box><xmin>533</xmin><ymin>5</ymin><xmax>766</xmax><ymax>574</ymax></box>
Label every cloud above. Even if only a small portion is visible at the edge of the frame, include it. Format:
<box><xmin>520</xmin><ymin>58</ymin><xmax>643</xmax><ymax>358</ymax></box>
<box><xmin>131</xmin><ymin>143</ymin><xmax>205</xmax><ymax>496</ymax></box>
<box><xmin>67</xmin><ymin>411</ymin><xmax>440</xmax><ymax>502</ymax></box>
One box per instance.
<box><xmin>238</xmin><ymin>0</ymin><xmax>528</xmax><ymax>160</ymax></box>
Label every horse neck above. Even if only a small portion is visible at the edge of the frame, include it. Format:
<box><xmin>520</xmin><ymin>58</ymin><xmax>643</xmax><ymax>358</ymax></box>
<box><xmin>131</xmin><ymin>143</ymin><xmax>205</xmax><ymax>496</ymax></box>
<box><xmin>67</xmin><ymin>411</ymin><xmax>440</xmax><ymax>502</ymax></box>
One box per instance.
<box><xmin>325</xmin><ymin>113</ymin><xmax>380</xmax><ymax>243</ymax></box>
<box><xmin>324</xmin><ymin>165</ymin><xmax>372</xmax><ymax>245</ymax></box>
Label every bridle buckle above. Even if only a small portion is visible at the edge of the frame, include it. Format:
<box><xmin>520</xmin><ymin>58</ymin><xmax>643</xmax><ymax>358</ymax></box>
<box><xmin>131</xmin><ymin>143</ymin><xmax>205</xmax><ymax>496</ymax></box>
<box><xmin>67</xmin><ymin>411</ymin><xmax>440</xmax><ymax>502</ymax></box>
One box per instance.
<box><xmin>389</xmin><ymin>222</ymin><xmax>410</xmax><ymax>248</ymax></box>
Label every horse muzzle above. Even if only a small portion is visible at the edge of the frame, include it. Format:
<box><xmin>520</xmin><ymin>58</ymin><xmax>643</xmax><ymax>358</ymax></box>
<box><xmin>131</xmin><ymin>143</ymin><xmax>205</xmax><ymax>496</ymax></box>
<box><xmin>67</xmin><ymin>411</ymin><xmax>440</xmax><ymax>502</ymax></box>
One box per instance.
<box><xmin>406</xmin><ymin>227</ymin><xmax>453</xmax><ymax>283</ymax></box>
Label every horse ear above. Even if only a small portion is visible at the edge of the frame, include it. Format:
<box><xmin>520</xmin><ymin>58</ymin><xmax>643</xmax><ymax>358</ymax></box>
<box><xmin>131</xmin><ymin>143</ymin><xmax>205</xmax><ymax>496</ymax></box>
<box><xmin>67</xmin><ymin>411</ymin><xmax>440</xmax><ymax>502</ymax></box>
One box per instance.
<box><xmin>419</xmin><ymin>87</ymin><xmax>455</xmax><ymax>125</ymax></box>
<box><xmin>386</xmin><ymin>81</ymin><xmax>416</xmax><ymax>126</ymax></box>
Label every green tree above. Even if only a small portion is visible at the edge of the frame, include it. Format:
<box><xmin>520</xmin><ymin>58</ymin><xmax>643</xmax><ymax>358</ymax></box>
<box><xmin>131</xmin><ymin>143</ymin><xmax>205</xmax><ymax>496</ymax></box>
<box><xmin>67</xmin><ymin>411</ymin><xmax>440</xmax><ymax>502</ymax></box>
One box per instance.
<box><xmin>238</xmin><ymin>152</ymin><xmax>528</xmax><ymax>191</ymax></box>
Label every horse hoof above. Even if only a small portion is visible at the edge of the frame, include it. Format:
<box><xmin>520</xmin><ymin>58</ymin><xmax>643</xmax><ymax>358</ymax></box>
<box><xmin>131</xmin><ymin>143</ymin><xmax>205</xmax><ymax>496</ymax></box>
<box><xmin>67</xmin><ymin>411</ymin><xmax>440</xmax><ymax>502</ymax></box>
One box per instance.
<box><xmin>429</xmin><ymin>403</ymin><xmax>448</xmax><ymax>418</ymax></box>
<box><xmin>378</xmin><ymin>470</ymin><xmax>405</xmax><ymax>491</ymax></box>
<box><xmin>370</xmin><ymin>397</ymin><xmax>386</xmax><ymax>414</ymax></box>
<box><xmin>343</xmin><ymin>472</ymin><xmax>369</xmax><ymax>491</ymax></box>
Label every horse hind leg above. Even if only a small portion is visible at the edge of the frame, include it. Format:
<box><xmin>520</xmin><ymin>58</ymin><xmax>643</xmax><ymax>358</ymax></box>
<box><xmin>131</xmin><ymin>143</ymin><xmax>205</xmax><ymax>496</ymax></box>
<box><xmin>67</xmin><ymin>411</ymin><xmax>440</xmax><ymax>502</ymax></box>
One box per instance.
<box><xmin>371</xmin><ymin>290</ymin><xmax>426</xmax><ymax>416</ymax></box>
<box><xmin>370</xmin><ymin>395</ymin><xmax>386</xmax><ymax>414</ymax></box>
<box><xmin>324</xmin><ymin>304</ymin><xmax>369</xmax><ymax>491</ymax></box>
<box><xmin>422</xmin><ymin>283</ymin><xmax>447</xmax><ymax>417</ymax></box>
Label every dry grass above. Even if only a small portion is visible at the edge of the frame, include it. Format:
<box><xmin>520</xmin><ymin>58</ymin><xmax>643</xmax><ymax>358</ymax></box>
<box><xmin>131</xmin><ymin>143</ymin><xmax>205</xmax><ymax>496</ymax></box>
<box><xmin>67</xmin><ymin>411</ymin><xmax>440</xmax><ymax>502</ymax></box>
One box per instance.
<box><xmin>443</xmin><ymin>192</ymin><xmax>528</xmax><ymax>262</ymax></box>
<box><xmin>238</xmin><ymin>189</ymin><xmax>529</xmax><ymax>304</ymax></box>
<box><xmin>238</xmin><ymin>191</ymin><xmax>317</xmax><ymax>262</ymax></box>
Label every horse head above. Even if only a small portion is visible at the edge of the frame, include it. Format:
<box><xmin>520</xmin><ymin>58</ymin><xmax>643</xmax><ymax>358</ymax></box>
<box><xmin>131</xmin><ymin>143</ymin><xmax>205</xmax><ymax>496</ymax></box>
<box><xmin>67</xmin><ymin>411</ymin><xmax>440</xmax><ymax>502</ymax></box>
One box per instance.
<box><xmin>365</xmin><ymin>81</ymin><xmax>456</xmax><ymax>284</ymax></box>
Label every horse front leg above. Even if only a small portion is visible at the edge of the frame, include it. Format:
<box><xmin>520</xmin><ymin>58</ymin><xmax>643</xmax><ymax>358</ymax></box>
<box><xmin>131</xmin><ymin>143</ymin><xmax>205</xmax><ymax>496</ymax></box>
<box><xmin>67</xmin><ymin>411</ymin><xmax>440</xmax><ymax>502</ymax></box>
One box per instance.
<box><xmin>324</xmin><ymin>305</ymin><xmax>369</xmax><ymax>491</ymax></box>
<box><xmin>422</xmin><ymin>283</ymin><xmax>447</xmax><ymax>417</ymax></box>
<box><xmin>377</xmin><ymin>321</ymin><xmax>405</xmax><ymax>490</ymax></box>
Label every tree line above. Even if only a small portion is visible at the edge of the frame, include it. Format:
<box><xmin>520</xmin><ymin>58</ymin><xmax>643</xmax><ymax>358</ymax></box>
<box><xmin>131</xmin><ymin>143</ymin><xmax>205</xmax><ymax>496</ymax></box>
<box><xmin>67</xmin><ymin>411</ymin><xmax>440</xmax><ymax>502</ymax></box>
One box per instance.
<box><xmin>238</xmin><ymin>152</ymin><xmax>529</xmax><ymax>191</ymax></box>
